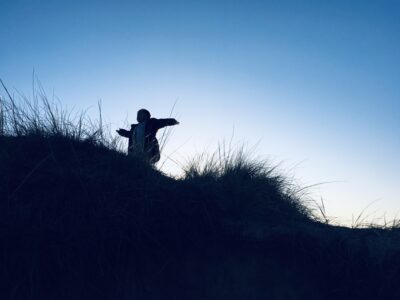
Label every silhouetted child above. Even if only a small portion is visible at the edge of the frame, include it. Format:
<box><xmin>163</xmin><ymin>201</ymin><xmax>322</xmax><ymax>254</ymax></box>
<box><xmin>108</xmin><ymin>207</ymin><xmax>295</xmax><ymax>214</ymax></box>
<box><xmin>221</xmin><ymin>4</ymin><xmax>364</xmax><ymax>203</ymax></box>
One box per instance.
<box><xmin>116</xmin><ymin>109</ymin><xmax>179</xmax><ymax>163</ymax></box>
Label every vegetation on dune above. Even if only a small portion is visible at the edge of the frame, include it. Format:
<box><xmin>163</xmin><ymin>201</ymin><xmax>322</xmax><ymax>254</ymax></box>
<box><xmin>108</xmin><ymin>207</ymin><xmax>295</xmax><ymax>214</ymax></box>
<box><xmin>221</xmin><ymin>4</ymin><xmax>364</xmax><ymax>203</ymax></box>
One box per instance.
<box><xmin>1</xmin><ymin>87</ymin><xmax>400</xmax><ymax>299</ymax></box>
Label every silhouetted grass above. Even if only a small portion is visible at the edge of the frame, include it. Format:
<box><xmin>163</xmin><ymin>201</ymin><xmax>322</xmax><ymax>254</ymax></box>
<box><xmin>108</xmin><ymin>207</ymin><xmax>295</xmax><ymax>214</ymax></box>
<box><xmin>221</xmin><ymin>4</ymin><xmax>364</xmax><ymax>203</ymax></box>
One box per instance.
<box><xmin>1</xmin><ymin>88</ymin><xmax>400</xmax><ymax>299</ymax></box>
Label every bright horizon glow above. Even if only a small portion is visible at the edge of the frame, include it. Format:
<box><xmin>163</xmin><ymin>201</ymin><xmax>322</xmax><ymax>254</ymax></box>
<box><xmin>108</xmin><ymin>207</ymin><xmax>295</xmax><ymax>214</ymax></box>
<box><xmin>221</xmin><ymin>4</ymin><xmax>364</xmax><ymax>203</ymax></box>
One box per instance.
<box><xmin>1</xmin><ymin>0</ymin><xmax>399</xmax><ymax>226</ymax></box>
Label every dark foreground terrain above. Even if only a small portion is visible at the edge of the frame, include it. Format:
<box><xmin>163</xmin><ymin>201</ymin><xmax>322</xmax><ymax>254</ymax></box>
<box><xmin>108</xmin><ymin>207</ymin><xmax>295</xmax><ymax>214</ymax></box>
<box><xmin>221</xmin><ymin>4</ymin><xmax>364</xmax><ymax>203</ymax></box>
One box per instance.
<box><xmin>1</xmin><ymin>134</ymin><xmax>400</xmax><ymax>300</ymax></box>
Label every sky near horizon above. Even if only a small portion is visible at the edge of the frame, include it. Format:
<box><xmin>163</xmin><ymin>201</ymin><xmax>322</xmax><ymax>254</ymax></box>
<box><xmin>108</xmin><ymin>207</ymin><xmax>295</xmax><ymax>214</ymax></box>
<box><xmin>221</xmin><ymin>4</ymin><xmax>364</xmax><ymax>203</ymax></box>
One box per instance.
<box><xmin>1</xmin><ymin>0</ymin><xmax>399</xmax><ymax>225</ymax></box>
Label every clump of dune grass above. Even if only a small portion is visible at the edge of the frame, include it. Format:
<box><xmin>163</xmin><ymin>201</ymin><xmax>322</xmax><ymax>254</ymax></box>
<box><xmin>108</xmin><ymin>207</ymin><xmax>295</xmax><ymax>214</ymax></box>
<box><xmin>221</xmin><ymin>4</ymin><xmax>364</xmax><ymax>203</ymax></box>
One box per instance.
<box><xmin>0</xmin><ymin>78</ymin><xmax>118</xmax><ymax>150</ymax></box>
<box><xmin>180</xmin><ymin>142</ymin><xmax>315</xmax><ymax>239</ymax></box>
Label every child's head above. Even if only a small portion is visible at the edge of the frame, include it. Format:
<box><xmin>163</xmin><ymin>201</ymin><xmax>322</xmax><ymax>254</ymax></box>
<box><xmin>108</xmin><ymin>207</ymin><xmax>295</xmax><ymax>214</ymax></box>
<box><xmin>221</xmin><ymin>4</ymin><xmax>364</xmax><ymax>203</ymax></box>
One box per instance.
<box><xmin>137</xmin><ymin>109</ymin><xmax>151</xmax><ymax>123</ymax></box>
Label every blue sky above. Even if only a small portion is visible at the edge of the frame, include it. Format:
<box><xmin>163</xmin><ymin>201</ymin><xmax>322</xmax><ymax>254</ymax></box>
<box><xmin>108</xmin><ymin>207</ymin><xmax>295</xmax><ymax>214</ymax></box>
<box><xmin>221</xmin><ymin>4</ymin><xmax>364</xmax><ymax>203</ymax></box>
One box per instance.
<box><xmin>1</xmin><ymin>0</ymin><xmax>399</xmax><ymax>224</ymax></box>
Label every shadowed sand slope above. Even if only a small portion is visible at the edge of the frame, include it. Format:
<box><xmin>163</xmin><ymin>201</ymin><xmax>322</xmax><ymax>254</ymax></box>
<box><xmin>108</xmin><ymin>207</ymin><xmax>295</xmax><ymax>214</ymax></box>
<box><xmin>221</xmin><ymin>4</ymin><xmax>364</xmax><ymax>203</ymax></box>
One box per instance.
<box><xmin>1</xmin><ymin>134</ymin><xmax>400</xmax><ymax>300</ymax></box>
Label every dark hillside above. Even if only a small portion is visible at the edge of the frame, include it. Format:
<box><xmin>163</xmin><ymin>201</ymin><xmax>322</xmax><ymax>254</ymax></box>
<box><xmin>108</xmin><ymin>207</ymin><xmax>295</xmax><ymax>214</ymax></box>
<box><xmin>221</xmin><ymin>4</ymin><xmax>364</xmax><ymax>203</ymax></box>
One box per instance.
<box><xmin>0</xmin><ymin>97</ymin><xmax>400</xmax><ymax>299</ymax></box>
<box><xmin>1</xmin><ymin>134</ymin><xmax>400</xmax><ymax>300</ymax></box>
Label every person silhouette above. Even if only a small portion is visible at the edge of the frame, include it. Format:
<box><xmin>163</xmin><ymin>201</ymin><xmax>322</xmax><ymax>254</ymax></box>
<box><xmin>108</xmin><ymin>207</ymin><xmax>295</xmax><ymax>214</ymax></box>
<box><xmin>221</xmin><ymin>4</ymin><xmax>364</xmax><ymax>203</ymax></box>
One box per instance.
<box><xmin>116</xmin><ymin>109</ymin><xmax>179</xmax><ymax>163</ymax></box>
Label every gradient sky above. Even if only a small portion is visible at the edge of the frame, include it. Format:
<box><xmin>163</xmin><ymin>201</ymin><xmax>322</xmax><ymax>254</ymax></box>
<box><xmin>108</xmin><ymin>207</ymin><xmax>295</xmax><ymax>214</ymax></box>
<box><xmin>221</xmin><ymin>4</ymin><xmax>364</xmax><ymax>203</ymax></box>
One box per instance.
<box><xmin>1</xmin><ymin>0</ymin><xmax>399</xmax><ymax>225</ymax></box>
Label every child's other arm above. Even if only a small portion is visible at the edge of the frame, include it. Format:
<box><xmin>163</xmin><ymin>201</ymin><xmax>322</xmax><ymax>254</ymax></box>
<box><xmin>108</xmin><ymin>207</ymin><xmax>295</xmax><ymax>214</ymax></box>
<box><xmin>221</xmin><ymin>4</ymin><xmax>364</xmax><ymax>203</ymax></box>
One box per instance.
<box><xmin>156</xmin><ymin>118</ymin><xmax>180</xmax><ymax>129</ymax></box>
<box><xmin>116</xmin><ymin>128</ymin><xmax>131</xmax><ymax>138</ymax></box>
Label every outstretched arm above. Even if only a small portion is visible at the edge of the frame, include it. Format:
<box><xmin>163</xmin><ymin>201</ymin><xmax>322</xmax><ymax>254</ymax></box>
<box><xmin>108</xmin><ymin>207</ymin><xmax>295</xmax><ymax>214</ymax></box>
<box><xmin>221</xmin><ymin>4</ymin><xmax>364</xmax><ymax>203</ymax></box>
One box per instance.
<box><xmin>155</xmin><ymin>118</ymin><xmax>180</xmax><ymax>130</ymax></box>
<box><xmin>116</xmin><ymin>128</ymin><xmax>131</xmax><ymax>138</ymax></box>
